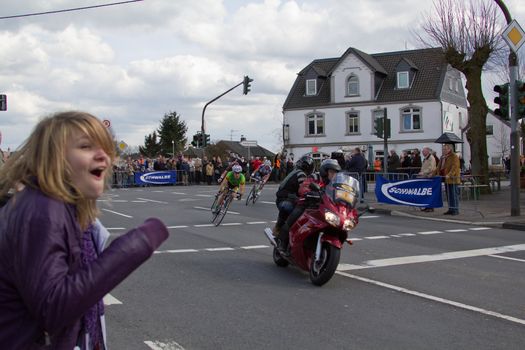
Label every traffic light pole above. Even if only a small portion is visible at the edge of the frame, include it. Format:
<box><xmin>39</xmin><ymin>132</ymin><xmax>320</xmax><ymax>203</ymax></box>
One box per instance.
<box><xmin>383</xmin><ymin>108</ymin><xmax>388</xmax><ymax>175</ymax></box>
<box><xmin>495</xmin><ymin>0</ymin><xmax>520</xmax><ymax>216</ymax></box>
<box><xmin>201</xmin><ymin>76</ymin><xmax>252</xmax><ymax>141</ymax></box>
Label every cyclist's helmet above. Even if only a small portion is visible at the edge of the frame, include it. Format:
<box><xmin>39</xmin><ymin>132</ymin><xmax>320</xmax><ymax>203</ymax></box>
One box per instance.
<box><xmin>296</xmin><ymin>155</ymin><xmax>314</xmax><ymax>175</ymax></box>
<box><xmin>264</xmin><ymin>160</ymin><xmax>272</xmax><ymax>167</ymax></box>
<box><xmin>232</xmin><ymin>164</ymin><xmax>243</xmax><ymax>173</ymax></box>
<box><xmin>319</xmin><ymin>158</ymin><xmax>341</xmax><ymax>181</ymax></box>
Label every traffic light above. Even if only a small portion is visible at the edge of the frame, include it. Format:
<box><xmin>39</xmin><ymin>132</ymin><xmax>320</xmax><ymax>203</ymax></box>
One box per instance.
<box><xmin>374</xmin><ymin>117</ymin><xmax>384</xmax><ymax>138</ymax></box>
<box><xmin>203</xmin><ymin>133</ymin><xmax>210</xmax><ymax>147</ymax></box>
<box><xmin>243</xmin><ymin>75</ymin><xmax>253</xmax><ymax>95</ymax></box>
<box><xmin>0</xmin><ymin>94</ymin><xmax>6</xmax><ymax>111</ymax></box>
<box><xmin>493</xmin><ymin>83</ymin><xmax>509</xmax><ymax>120</ymax></box>
<box><xmin>191</xmin><ymin>133</ymin><xmax>199</xmax><ymax>147</ymax></box>
<box><xmin>517</xmin><ymin>80</ymin><xmax>525</xmax><ymax>119</ymax></box>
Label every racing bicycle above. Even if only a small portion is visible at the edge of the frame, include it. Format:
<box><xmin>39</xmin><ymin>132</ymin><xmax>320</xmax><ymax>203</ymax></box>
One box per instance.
<box><xmin>245</xmin><ymin>176</ymin><xmax>265</xmax><ymax>205</ymax></box>
<box><xmin>211</xmin><ymin>188</ymin><xmax>239</xmax><ymax>226</ymax></box>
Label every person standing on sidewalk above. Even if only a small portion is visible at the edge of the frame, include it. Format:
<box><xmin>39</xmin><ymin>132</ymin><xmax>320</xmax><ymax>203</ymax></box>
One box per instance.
<box><xmin>418</xmin><ymin>147</ymin><xmax>437</xmax><ymax>212</ymax></box>
<box><xmin>436</xmin><ymin>144</ymin><xmax>460</xmax><ymax>215</ymax></box>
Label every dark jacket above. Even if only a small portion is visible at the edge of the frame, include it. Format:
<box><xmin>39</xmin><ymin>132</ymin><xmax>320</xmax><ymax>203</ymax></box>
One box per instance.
<box><xmin>0</xmin><ymin>185</ymin><xmax>168</xmax><ymax>349</ymax></box>
<box><xmin>345</xmin><ymin>154</ymin><xmax>367</xmax><ymax>173</ymax></box>
<box><xmin>275</xmin><ymin>168</ymin><xmax>306</xmax><ymax>202</ymax></box>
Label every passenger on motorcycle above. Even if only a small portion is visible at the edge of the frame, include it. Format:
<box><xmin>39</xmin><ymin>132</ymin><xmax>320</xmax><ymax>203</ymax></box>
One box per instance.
<box><xmin>273</xmin><ymin>155</ymin><xmax>314</xmax><ymax>236</ymax></box>
<box><xmin>214</xmin><ymin>164</ymin><xmax>245</xmax><ymax>212</ymax></box>
<box><xmin>277</xmin><ymin>158</ymin><xmax>341</xmax><ymax>254</ymax></box>
<box><xmin>251</xmin><ymin>160</ymin><xmax>272</xmax><ymax>185</ymax></box>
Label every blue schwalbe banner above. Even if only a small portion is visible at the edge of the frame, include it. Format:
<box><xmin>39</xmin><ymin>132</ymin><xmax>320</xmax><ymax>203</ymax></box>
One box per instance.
<box><xmin>375</xmin><ymin>176</ymin><xmax>443</xmax><ymax>208</ymax></box>
<box><xmin>134</xmin><ymin>171</ymin><xmax>177</xmax><ymax>185</ymax></box>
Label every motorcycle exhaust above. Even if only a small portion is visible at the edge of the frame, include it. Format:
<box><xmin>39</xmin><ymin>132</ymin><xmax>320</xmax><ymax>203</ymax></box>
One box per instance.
<box><xmin>264</xmin><ymin>228</ymin><xmax>277</xmax><ymax>247</ymax></box>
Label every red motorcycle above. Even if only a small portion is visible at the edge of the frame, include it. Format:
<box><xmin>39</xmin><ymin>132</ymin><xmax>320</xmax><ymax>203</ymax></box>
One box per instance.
<box><xmin>264</xmin><ymin>173</ymin><xmax>367</xmax><ymax>286</ymax></box>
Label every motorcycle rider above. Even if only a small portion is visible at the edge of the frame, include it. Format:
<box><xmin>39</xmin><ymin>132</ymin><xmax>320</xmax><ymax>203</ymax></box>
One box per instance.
<box><xmin>274</xmin><ymin>155</ymin><xmax>314</xmax><ymax>236</ymax></box>
<box><xmin>277</xmin><ymin>158</ymin><xmax>341</xmax><ymax>254</ymax></box>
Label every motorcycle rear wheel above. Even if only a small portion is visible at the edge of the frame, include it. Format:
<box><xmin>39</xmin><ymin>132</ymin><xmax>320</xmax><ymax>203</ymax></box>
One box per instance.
<box><xmin>272</xmin><ymin>247</ymin><xmax>289</xmax><ymax>267</ymax></box>
<box><xmin>309</xmin><ymin>243</ymin><xmax>340</xmax><ymax>286</ymax></box>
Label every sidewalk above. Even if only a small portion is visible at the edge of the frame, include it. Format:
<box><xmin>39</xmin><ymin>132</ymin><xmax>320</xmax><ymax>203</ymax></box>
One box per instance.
<box><xmin>363</xmin><ymin>181</ymin><xmax>525</xmax><ymax>231</ymax></box>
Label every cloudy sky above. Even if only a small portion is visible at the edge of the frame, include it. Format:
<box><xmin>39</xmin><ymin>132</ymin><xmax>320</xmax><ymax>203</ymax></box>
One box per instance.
<box><xmin>0</xmin><ymin>0</ymin><xmax>524</xmax><ymax>153</ymax></box>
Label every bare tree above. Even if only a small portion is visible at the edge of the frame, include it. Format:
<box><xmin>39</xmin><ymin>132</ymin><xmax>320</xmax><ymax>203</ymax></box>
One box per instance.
<box><xmin>493</xmin><ymin>123</ymin><xmax>510</xmax><ymax>159</ymax></box>
<box><xmin>415</xmin><ymin>0</ymin><xmax>505</xmax><ymax>185</ymax></box>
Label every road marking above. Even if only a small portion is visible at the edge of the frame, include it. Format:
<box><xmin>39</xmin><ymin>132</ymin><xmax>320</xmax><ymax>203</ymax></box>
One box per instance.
<box><xmin>360</xmin><ymin>215</ymin><xmax>379</xmax><ymax>219</ymax></box>
<box><xmin>195</xmin><ymin>194</ymin><xmax>213</xmax><ymax>197</ymax></box>
<box><xmin>137</xmin><ymin>197</ymin><xmax>168</xmax><ymax>204</ymax></box>
<box><xmin>261</xmin><ymin>201</ymin><xmax>275</xmax><ymax>204</ymax></box>
<box><xmin>365</xmin><ymin>235</ymin><xmax>390</xmax><ymax>240</ymax></box>
<box><xmin>241</xmin><ymin>245</ymin><xmax>270</xmax><ymax>249</ymax></box>
<box><xmin>337</xmin><ymin>244</ymin><xmax>525</xmax><ymax>271</ymax></box>
<box><xmin>336</xmin><ymin>271</ymin><xmax>525</xmax><ymax>326</ymax></box>
<box><xmin>145</xmin><ymin>340</ymin><xmax>186</xmax><ymax>350</ymax></box>
<box><xmin>178</xmin><ymin>198</ymin><xmax>199</xmax><ymax>202</ymax></box>
<box><xmin>154</xmin><ymin>249</ymin><xmax>199</xmax><ymax>254</ymax></box>
<box><xmin>348</xmin><ymin>238</ymin><xmax>362</xmax><ymax>241</ymax></box>
<box><xmin>469</xmin><ymin>227</ymin><xmax>491</xmax><ymax>231</ymax></box>
<box><xmin>221</xmin><ymin>223</ymin><xmax>242</xmax><ymax>226</ymax></box>
<box><xmin>445</xmin><ymin>229</ymin><xmax>468</xmax><ymax>232</ymax></box>
<box><xmin>152</xmin><ymin>190</ymin><xmax>165</xmax><ymax>193</ymax></box>
<box><xmin>205</xmin><ymin>247</ymin><xmax>235</xmax><ymax>251</ymax></box>
<box><xmin>171</xmin><ymin>192</ymin><xmax>187</xmax><ymax>195</ymax></box>
<box><xmin>132</xmin><ymin>200</ymin><xmax>147</xmax><ymax>203</ymax></box>
<box><xmin>390</xmin><ymin>234</ymin><xmax>403</xmax><ymax>238</ymax></box>
<box><xmin>101</xmin><ymin>208</ymin><xmax>133</xmax><ymax>218</ymax></box>
<box><xmin>103</xmin><ymin>294</ymin><xmax>122</xmax><ymax>305</ymax></box>
<box><xmin>194</xmin><ymin>224</ymin><xmax>214</xmax><ymax>227</ymax></box>
<box><xmin>106</xmin><ymin>227</ymin><xmax>126</xmax><ymax>230</ymax></box>
<box><xmin>398</xmin><ymin>233</ymin><xmax>416</xmax><ymax>237</ymax></box>
<box><xmin>193</xmin><ymin>206</ymin><xmax>211</xmax><ymax>211</ymax></box>
<box><xmin>167</xmin><ymin>225</ymin><xmax>188</xmax><ymax>229</ymax></box>
<box><xmin>417</xmin><ymin>230</ymin><xmax>442</xmax><ymax>235</ymax></box>
<box><xmin>247</xmin><ymin>221</ymin><xmax>267</xmax><ymax>224</ymax></box>
<box><xmin>488</xmin><ymin>254</ymin><xmax>525</xmax><ymax>263</ymax></box>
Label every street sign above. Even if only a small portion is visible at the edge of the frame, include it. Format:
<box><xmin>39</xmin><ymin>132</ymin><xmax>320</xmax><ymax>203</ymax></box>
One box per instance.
<box><xmin>502</xmin><ymin>19</ymin><xmax>525</xmax><ymax>53</ymax></box>
<box><xmin>240</xmin><ymin>140</ymin><xmax>257</xmax><ymax>147</ymax></box>
<box><xmin>102</xmin><ymin>119</ymin><xmax>111</xmax><ymax>128</ymax></box>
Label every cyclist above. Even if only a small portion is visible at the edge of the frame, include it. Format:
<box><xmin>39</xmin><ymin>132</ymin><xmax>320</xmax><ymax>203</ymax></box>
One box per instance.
<box><xmin>214</xmin><ymin>164</ymin><xmax>246</xmax><ymax>213</ymax></box>
<box><xmin>251</xmin><ymin>159</ymin><xmax>273</xmax><ymax>187</ymax></box>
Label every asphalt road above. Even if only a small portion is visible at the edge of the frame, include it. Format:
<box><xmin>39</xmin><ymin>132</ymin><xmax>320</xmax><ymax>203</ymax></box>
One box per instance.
<box><xmin>98</xmin><ymin>184</ymin><xmax>525</xmax><ymax>350</ymax></box>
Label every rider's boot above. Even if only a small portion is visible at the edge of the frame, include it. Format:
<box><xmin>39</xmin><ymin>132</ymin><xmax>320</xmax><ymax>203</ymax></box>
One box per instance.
<box><xmin>277</xmin><ymin>223</ymin><xmax>290</xmax><ymax>256</ymax></box>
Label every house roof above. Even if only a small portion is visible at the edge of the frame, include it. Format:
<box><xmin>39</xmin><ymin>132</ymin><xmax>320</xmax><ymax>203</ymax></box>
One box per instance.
<box><xmin>283</xmin><ymin>47</ymin><xmax>447</xmax><ymax>110</ymax></box>
<box><xmin>216</xmin><ymin>140</ymin><xmax>275</xmax><ymax>159</ymax></box>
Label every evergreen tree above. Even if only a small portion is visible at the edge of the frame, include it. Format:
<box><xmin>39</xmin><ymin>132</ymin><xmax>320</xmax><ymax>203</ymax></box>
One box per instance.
<box><xmin>157</xmin><ymin>111</ymin><xmax>188</xmax><ymax>156</ymax></box>
<box><xmin>139</xmin><ymin>131</ymin><xmax>161</xmax><ymax>158</ymax></box>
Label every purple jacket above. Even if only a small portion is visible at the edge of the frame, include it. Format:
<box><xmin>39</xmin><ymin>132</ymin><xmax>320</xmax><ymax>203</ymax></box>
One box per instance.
<box><xmin>0</xmin><ymin>185</ymin><xmax>169</xmax><ymax>349</ymax></box>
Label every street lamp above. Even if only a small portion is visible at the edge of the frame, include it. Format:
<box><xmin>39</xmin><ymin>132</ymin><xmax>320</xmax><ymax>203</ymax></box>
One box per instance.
<box><xmin>171</xmin><ymin>140</ymin><xmax>175</xmax><ymax>158</ymax></box>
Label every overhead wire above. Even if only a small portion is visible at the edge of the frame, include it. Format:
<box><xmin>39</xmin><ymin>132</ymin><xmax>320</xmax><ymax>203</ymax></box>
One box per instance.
<box><xmin>0</xmin><ymin>0</ymin><xmax>144</xmax><ymax>20</ymax></box>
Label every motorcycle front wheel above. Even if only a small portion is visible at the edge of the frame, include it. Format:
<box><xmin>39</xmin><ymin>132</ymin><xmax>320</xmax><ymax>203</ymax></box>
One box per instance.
<box><xmin>309</xmin><ymin>243</ymin><xmax>340</xmax><ymax>286</ymax></box>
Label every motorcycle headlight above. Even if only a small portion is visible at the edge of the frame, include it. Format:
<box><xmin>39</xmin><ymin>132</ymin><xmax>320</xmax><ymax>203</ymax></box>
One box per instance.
<box><xmin>324</xmin><ymin>210</ymin><xmax>340</xmax><ymax>227</ymax></box>
<box><xmin>343</xmin><ymin>218</ymin><xmax>356</xmax><ymax>230</ymax></box>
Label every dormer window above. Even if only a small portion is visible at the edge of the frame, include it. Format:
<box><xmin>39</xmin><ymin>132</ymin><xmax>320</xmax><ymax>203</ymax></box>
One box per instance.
<box><xmin>397</xmin><ymin>71</ymin><xmax>409</xmax><ymax>89</ymax></box>
<box><xmin>347</xmin><ymin>75</ymin><xmax>359</xmax><ymax>96</ymax></box>
<box><xmin>306</xmin><ymin>79</ymin><xmax>317</xmax><ymax>96</ymax></box>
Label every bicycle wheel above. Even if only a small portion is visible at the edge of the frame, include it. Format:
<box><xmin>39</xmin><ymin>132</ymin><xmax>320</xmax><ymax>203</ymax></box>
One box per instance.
<box><xmin>245</xmin><ymin>186</ymin><xmax>255</xmax><ymax>206</ymax></box>
<box><xmin>213</xmin><ymin>194</ymin><xmax>233</xmax><ymax>226</ymax></box>
<box><xmin>211</xmin><ymin>191</ymin><xmax>221</xmax><ymax>210</ymax></box>
<box><xmin>252</xmin><ymin>183</ymin><xmax>262</xmax><ymax>204</ymax></box>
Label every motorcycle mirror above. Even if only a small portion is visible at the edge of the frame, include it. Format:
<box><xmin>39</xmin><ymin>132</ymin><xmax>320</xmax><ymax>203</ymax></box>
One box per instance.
<box><xmin>309</xmin><ymin>182</ymin><xmax>321</xmax><ymax>192</ymax></box>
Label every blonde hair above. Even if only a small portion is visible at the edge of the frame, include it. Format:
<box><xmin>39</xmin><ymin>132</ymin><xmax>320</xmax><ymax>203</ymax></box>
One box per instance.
<box><xmin>0</xmin><ymin>111</ymin><xmax>116</xmax><ymax>230</ymax></box>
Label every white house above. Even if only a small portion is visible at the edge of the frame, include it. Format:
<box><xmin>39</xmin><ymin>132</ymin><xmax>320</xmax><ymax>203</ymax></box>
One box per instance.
<box><xmin>282</xmin><ymin>47</ymin><xmax>471</xmax><ymax>167</ymax></box>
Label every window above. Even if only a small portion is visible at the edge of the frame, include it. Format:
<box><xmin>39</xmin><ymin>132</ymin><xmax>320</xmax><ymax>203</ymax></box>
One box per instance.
<box><xmin>401</xmin><ymin>107</ymin><xmax>421</xmax><ymax>131</ymax></box>
<box><xmin>347</xmin><ymin>75</ymin><xmax>359</xmax><ymax>96</ymax></box>
<box><xmin>307</xmin><ymin>114</ymin><xmax>324</xmax><ymax>136</ymax></box>
<box><xmin>306</xmin><ymin>79</ymin><xmax>317</xmax><ymax>96</ymax></box>
<box><xmin>486</xmin><ymin>125</ymin><xmax>494</xmax><ymax>135</ymax></box>
<box><xmin>347</xmin><ymin>112</ymin><xmax>359</xmax><ymax>134</ymax></box>
<box><xmin>397</xmin><ymin>71</ymin><xmax>409</xmax><ymax>89</ymax></box>
<box><xmin>491</xmin><ymin>156</ymin><xmax>501</xmax><ymax>165</ymax></box>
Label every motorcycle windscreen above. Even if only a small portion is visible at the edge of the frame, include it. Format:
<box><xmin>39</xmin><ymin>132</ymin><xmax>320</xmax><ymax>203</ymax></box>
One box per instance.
<box><xmin>325</xmin><ymin>173</ymin><xmax>359</xmax><ymax>208</ymax></box>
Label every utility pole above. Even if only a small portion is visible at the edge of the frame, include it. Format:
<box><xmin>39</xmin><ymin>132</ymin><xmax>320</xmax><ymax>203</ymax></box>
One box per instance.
<box><xmin>495</xmin><ymin>0</ymin><xmax>521</xmax><ymax>216</ymax></box>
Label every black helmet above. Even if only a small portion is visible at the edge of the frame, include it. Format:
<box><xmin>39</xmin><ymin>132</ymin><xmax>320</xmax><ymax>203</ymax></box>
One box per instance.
<box><xmin>296</xmin><ymin>155</ymin><xmax>314</xmax><ymax>175</ymax></box>
<box><xmin>320</xmin><ymin>159</ymin><xmax>341</xmax><ymax>179</ymax></box>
